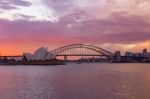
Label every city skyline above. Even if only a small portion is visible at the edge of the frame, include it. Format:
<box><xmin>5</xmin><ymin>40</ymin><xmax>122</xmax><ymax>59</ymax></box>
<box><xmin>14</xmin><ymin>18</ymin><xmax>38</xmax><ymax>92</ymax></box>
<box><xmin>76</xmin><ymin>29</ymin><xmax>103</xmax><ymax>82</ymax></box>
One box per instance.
<box><xmin>0</xmin><ymin>0</ymin><xmax>150</xmax><ymax>55</ymax></box>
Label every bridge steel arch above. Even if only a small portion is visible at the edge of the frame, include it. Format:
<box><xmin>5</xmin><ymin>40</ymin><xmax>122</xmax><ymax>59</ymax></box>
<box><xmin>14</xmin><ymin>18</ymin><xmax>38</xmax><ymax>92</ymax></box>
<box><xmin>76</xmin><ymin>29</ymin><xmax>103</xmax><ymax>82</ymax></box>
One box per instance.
<box><xmin>48</xmin><ymin>44</ymin><xmax>114</xmax><ymax>59</ymax></box>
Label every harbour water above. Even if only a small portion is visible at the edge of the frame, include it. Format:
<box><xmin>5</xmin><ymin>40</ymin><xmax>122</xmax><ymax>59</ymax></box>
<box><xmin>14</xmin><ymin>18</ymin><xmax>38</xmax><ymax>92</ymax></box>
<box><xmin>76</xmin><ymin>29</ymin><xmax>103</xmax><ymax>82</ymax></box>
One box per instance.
<box><xmin>0</xmin><ymin>63</ymin><xmax>150</xmax><ymax>99</ymax></box>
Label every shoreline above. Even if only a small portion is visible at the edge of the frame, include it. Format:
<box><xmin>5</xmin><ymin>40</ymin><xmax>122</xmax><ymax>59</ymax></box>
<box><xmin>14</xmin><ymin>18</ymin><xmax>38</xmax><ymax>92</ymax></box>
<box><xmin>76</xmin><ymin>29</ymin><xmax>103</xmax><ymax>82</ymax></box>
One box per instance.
<box><xmin>0</xmin><ymin>62</ymin><xmax>149</xmax><ymax>66</ymax></box>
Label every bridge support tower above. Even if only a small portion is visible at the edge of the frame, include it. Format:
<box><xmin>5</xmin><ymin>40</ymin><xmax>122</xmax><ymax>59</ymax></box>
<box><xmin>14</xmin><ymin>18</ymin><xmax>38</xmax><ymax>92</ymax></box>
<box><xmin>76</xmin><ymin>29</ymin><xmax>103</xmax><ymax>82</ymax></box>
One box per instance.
<box><xmin>64</xmin><ymin>55</ymin><xmax>68</xmax><ymax>62</ymax></box>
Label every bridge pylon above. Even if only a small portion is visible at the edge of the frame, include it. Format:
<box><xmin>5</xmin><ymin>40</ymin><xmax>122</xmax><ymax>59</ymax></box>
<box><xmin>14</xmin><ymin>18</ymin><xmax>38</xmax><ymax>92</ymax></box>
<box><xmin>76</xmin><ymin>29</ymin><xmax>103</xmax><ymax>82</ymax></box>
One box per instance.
<box><xmin>64</xmin><ymin>55</ymin><xmax>68</xmax><ymax>62</ymax></box>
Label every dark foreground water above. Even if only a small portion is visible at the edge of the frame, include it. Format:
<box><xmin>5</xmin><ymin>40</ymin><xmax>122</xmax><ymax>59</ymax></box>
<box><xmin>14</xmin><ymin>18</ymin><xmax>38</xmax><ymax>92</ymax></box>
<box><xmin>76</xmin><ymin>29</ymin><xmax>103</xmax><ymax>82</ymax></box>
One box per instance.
<box><xmin>0</xmin><ymin>63</ymin><xmax>150</xmax><ymax>99</ymax></box>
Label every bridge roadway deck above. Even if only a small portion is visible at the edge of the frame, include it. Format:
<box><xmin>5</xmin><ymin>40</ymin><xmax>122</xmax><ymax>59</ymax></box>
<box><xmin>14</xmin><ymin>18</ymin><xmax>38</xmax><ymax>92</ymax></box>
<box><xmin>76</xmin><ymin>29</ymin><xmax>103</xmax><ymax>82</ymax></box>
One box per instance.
<box><xmin>0</xmin><ymin>56</ymin><xmax>23</xmax><ymax>57</ymax></box>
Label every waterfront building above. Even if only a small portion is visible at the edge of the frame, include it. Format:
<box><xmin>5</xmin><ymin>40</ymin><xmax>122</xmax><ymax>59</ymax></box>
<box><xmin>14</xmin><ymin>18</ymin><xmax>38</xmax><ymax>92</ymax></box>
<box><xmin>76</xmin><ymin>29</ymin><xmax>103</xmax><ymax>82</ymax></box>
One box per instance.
<box><xmin>114</xmin><ymin>51</ymin><xmax>121</xmax><ymax>56</ymax></box>
<box><xmin>114</xmin><ymin>51</ymin><xmax>121</xmax><ymax>62</ymax></box>
<box><xmin>141</xmin><ymin>49</ymin><xmax>149</xmax><ymax>58</ymax></box>
<box><xmin>23</xmin><ymin>47</ymin><xmax>53</xmax><ymax>60</ymax></box>
<box><xmin>125</xmin><ymin>52</ymin><xmax>134</xmax><ymax>57</ymax></box>
<box><xmin>134</xmin><ymin>53</ymin><xmax>141</xmax><ymax>57</ymax></box>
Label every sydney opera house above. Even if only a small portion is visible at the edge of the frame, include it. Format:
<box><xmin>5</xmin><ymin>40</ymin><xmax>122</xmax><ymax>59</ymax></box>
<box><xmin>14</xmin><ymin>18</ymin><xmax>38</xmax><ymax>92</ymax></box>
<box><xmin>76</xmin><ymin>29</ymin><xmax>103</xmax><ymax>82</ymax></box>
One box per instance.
<box><xmin>0</xmin><ymin>47</ymin><xmax>63</xmax><ymax>65</ymax></box>
<box><xmin>23</xmin><ymin>47</ymin><xmax>55</xmax><ymax>60</ymax></box>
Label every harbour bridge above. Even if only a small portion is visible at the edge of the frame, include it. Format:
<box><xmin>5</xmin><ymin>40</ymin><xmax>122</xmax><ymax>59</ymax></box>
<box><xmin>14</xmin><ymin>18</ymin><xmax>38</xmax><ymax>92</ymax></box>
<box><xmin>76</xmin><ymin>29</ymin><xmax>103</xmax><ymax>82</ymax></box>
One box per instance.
<box><xmin>48</xmin><ymin>44</ymin><xmax>114</xmax><ymax>61</ymax></box>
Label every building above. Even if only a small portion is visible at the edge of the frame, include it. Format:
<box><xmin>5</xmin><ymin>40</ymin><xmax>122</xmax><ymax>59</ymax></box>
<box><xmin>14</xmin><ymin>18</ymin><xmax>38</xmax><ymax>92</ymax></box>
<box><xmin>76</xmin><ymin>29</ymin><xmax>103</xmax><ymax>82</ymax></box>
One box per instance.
<box><xmin>125</xmin><ymin>52</ymin><xmax>134</xmax><ymax>57</ymax></box>
<box><xmin>114</xmin><ymin>51</ymin><xmax>121</xmax><ymax>62</ymax></box>
<box><xmin>141</xmin><ymin>49</ymin><xmax>149</xmax><ymax>58</ymax></box>
<box><xmin>134</xmin><ymin>53</ymin><xmax>141</xmax><ymax>57</ymax></box>
<box><xmin>23</xmin><ymin>47</ymin><xmax>54</xmax><ymax>60</ymax></box>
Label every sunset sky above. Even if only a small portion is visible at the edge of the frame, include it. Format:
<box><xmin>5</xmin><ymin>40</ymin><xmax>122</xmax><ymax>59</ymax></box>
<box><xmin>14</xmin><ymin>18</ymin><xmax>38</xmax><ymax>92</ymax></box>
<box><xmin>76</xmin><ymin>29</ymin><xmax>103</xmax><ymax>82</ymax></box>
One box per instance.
<box><xmin>0</xmin><ymin>0</ymin><xmax>150</xmax><ymax>55</ymax></box>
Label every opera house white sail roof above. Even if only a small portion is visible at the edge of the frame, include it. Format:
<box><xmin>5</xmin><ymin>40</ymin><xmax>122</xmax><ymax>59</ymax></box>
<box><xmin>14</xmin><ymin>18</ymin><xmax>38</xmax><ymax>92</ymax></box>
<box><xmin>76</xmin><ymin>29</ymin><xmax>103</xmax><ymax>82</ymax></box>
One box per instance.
<box><xmin>23</xmin><ymin>47</ymin><xmax>53</xmax><ymax>60</ymax></box>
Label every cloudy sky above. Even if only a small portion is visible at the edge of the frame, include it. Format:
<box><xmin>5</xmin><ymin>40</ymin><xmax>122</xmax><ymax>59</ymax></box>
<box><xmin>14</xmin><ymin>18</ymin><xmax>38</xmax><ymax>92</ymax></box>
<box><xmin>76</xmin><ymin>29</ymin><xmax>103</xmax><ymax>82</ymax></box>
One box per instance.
<box><xmin>0</xmin><ymin>0</ymin><xmax>150</xmax><ymax>55</ymax></box>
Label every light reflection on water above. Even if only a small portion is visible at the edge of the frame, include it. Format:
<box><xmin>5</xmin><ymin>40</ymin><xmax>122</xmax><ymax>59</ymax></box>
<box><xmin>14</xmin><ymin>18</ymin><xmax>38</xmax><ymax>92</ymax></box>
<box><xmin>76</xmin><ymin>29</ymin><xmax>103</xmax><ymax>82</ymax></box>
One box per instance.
<box><xmin>0</xmin><ymin>63</ymin><xmax>150</xmax><ymax>99</ymax></box>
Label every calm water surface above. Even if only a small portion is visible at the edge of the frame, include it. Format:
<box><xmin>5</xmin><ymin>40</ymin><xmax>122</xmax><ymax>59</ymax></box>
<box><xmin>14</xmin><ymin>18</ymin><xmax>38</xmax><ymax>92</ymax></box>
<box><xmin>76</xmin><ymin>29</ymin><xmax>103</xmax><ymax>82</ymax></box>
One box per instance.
<box><xmin>0</xmin><ymin>63</ymin><xmax>150</xmax><ymax>99</ymax></box>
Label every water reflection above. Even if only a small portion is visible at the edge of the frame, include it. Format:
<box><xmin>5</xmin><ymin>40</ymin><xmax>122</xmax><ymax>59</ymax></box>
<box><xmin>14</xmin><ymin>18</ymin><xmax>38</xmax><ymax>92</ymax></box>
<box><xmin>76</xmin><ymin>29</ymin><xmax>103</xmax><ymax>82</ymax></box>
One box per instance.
<box><xmin>0</xmin><ymin>64</ymin><xmax>149</xmax><ymax>99</ymax></box>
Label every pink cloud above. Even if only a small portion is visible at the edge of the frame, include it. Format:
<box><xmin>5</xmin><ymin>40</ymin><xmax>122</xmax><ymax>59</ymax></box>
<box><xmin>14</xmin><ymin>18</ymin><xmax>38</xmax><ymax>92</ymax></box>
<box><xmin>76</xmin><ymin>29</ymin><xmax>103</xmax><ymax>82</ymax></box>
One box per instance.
<box><xmin>0</xmin><ymin>0</ymin><xmax>31</xmax><ymax>10</ymax></box>
<box><xmin>0</xmin><ymin>11</ymin><xmax>150</xmax><ymax>44</ymax></box>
